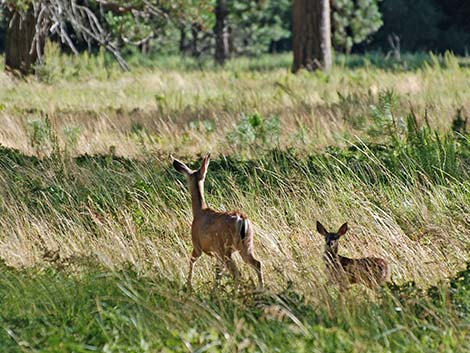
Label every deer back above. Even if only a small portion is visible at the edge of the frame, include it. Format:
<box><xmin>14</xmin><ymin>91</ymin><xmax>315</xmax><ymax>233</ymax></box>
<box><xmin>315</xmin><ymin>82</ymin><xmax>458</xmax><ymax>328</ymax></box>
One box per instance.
<box><xmin>192</xmin><ymin>209</ymin><xmax>252</xmax><ymax>257</ymax></box>
<box><xmin>339</xmin><ymin>256</ymin><xmax>390</xmax><ymax>287</ymax></box>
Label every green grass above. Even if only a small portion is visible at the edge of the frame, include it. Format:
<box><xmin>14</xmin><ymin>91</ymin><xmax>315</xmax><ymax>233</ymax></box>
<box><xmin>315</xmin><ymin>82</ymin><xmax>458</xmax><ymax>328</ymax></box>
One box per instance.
<box><xmin>1</xmin><ymin>262</ymin><xmax>469</xmax><ymax>352</ymax></box>
<box><xmin>1</xmin><ymin>51</ymin><xmax>470</xmax><ymax>351</ymax></box>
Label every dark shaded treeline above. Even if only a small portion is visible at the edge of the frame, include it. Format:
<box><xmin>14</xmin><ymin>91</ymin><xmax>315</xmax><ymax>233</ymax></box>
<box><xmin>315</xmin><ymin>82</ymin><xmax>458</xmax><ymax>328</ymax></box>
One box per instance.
<box><xmin>0</xmin><ymin>0</ymin><xmax>469</xmax><ymax>58</ymax></box>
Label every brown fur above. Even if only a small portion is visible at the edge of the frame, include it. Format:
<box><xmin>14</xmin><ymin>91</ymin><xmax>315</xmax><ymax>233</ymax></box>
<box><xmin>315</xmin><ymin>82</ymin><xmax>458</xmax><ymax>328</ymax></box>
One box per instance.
<box><xmin>173</xmin><ymin>153</ymin><xmax>264</xmax><ymax>289</ymax></box>
<box><xmin>317</xmin><ymin>221</ymin><xmax>390</xmax><ymax>290</ymax></box>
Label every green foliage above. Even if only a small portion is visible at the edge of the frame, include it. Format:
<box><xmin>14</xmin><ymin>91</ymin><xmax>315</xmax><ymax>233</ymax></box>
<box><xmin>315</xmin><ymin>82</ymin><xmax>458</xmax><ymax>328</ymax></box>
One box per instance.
<box><xmin>101</xmin><ymin>0</ymin><xmax>215</xmax><ymax>57</ymax></box>
<box><xmin>227</xmin><ymin>112</ymin><xmax>281</xmax><ymax>151</ymax></box>
<box><xmin>105</xmin><ymin>11</ymin><xmax>156</xmax><ymax>45</ymax></box>
<box><xmin>367</xmin><ymin>89</ymin><xmax>401</xmax><ymax>138</ymax></box>
<box><xmin>450</xmin><ymin>263</ymin><xmax>470</xmax><ymax>316</ymax></box>
<box><xmin>0</xmin><ymin>262</ymin><xmax>469</xmax><ymax>352</ymax></box>
<box><xmin>63</xmin><ymin>125</ymin><xmax>82</xmax><ymax>152</ymax></box>
<box><xmin>189</xmin><ymin>119</ymin><xmax>216</xmax><ymax>134</ymax></box>
<box><xmin>102</xmin><ymin>0</ymin><xmax>214</xmax><ymax>48</ymax></box>
<box><xmin>332</xmin><ymin>0</ymin><xmax>383</xmax><ymax>53</ymax></box>
<box><xmin>26</xmin><ymin>117</ymin><xmax>56</xmax><ymax>156</ymax></box>
<box><xmin>2</xmin><ymin>0</ymin><xmax>32</xmax><ymax>13</ymax></box>
<box><xmin>35</xmin><ymin>41</ymin><xmax>113</xmax><ymax>83</ymax></box>
<box><xmin>228</xmin><ymin>0</ymin><xmax>291</xmax><ymax>56</ymax></box>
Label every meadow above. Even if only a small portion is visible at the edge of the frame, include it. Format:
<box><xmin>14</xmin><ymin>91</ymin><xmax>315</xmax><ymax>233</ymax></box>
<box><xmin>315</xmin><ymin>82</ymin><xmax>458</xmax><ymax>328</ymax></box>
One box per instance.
<box><xmin>0</xmin><ymin>50</ymin><xmax>470</xmax><ymax>352</ymax></box>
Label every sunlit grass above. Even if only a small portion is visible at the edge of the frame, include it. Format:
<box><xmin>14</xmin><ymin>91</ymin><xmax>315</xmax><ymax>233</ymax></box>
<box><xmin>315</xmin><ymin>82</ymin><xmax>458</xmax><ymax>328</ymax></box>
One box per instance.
<box><xmin>1</xmin><ymin>51</ymin><xmax>470</xmax><ymax>351</ymax></box>
<box><xmin>0</xmin><ymin>50</ymin><xmax>469</xmax><ymax>158</ymax></box>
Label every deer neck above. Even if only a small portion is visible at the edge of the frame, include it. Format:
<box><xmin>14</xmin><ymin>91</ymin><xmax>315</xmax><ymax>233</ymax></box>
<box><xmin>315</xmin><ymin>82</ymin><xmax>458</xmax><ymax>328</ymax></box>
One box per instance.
<box><xmin>189</xmin><ymin>178</ymin><xmax>207</xmax><ymax>217</ymax></box>
<box><xmin>324</xmin><ymin>247</ymin><xmax>340</xmax><ymax>266</ymax></box>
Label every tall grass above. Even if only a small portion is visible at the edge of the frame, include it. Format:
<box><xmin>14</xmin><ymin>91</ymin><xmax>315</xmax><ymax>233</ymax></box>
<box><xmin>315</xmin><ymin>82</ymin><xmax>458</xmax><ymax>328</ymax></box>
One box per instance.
<box><xmin>1</xmin><ymin>52</ymin><xmax>470</xmax><ymax>351</ymax></box>
<box><xmin>1</xmin><ymin>261</ymin><xmax>469</xmax><ymax>352</ymax></box>
<box><xmin>1</xmin><ymin>116</ymin><xmax>470</xmax><ymax>286</ymax></box>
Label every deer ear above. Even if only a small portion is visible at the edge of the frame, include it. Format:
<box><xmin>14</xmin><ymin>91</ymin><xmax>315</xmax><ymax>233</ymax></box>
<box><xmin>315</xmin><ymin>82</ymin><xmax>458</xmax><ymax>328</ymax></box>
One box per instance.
<box><xmin>337</xmin><ymin>223</ymin><xmax>348</xmax><ymax>236</ymax></box>
<box><xmin>172</xmin><ymin>156</ymin><xmax>192</xmax><ymax>175</ymax></box>
<box><xmin>199</xmin><ymin>153</ymin><xmax>211</xmax><ymax>178</ymax></box>
<box><xmin>316</xmin><ymin>221</ymin><xmax>328</xmax><ymax>236</ymax></box>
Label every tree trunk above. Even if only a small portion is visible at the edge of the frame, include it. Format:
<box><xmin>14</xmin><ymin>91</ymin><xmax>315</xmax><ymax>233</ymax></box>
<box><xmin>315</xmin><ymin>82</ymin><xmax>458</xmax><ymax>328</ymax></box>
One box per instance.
<box><xmin>179</xmin><ymin>26</ymin><xmax>187</xmax><ymax>55</ymax></box>
<box><xmin>5</xmin><ymin>9</ymin><xmax>39</xmax><ymax>75</ymax></box>
<box><xmin>292</xmin><ymin>0</ymin><xmax>332</xmax><ymax>73</ymax></box>
<box><xmin>190</xmin><ymin>22</ymin><xmax>200</xmax><ymax>58</ymax></box>
<box><xmin>214</xmin><ymin>0</ymin><xmax>229</xmax><ymax>65</ymax></box>
<box><xmin>139</xmin><ymin>40</ymin><xmax>151</xmax><ymax>55</ymax></box>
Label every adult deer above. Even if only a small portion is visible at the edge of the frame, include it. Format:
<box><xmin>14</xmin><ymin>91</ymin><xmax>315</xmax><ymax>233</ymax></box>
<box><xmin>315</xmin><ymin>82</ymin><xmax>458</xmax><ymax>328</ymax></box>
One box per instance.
<box><xmin>172</xmin><ymin>153</ymin><xmax>264</xmax><ymax>290</ymax></box>
<box><xmin>316</xmin><ymin>221</ymin><xmax>390</xmax><ymax>290</ymax></box>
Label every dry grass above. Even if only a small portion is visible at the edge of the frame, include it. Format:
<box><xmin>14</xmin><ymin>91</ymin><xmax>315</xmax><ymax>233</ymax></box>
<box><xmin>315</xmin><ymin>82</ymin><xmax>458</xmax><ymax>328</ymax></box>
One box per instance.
<box><xmin>1</xmin><ymin>55</ymin><xmax>470</xmax><ymax>292</ymax></box>
<box><xmin>0</xmin><ymin>54</ymin><xmax>469</xmax><ymax>158</ymax></box>
<box><xmin>0</xmin><ymin>149</ymin><xmax>468</xmax><ymax>297</ymax></box>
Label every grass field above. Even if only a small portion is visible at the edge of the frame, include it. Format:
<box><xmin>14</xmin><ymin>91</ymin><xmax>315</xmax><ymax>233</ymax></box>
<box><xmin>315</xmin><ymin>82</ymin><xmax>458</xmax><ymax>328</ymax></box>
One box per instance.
<box><xmin>1</xmin><ymin>51</ymin><xmax>470</xmax><ymax>352</ymax></box>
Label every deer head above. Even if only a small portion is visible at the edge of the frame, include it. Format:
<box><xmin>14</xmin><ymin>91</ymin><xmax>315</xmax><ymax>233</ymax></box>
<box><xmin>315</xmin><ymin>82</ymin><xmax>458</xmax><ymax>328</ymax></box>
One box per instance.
<box><xmin>172</xmin><ymin>153</ymin><xmax>211</xmax><ymax>216</ymax></box>
<box><xmin>173</xmin><ymin>153</ymin><xmax>210</xmax><ymax>178</ymax></box>
<box><xmin>316</xmin><ymin>221</ymin><xmax>348</xmax><ymax>255</ymax></box>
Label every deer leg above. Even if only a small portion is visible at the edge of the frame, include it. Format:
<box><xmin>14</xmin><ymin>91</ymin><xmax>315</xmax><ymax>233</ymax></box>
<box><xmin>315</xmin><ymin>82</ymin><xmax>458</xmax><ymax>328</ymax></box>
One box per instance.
<box><xmin>215</xmin><ymin>261</ymin><xmax>223</xmax><ymax>282</ymax></box>
<box><xmin>224</xmin><ymin>255</ymin><xmax>240</xmax><ymax>287</ymax></box>
<box><xmin>240</xmin><ymin>250</ymin><xmax>264</xmax><ymax>288</ymax></box>
<box><xmin>187</xmin><ymin>248</ymin><xmax>201</xmax><ymax>290</ymax></box>
<box><xmin>336</xmin><ymin>272</ymin><xmax>350</xmax><ymax>295</ymax></box>
<box><xmin>212</xmin><ymin>259</ymin><xmax>224</xmax><ymax>291</ymax></box>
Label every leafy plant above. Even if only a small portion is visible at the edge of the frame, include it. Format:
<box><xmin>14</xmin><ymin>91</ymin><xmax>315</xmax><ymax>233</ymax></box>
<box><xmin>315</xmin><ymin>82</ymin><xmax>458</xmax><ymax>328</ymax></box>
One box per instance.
<box><xmin>228</xmin><ymin>0</ymin><xmax>291</xmax><ymax>56</ymax></box>
<box><xmin>227</xmin><ymin>112</ymin><xmax>280</xmax><ymax>150</ymax></box>
<box><xmin>188</xmin><ymin>119</ymin><xmax>216</xmax><ymax>134</ymax></box>
<box><xmin>63</xmin><ymin>124</ymin><xmax>82</xmax><ymax>152</ymax></box>
<box><xmin>367</xmin><ymin>89</ymin><xmax>402</xmax><ymax>139</ymax></box>
<box><xmin>27</xmin><ymin>117</ymin><xmax>56</xmax><ymax>156</ymax></box>
<box><xmin>332</xmin><ymin>0</ymin><xmax>383</xmax><ymax>54</ymax></box>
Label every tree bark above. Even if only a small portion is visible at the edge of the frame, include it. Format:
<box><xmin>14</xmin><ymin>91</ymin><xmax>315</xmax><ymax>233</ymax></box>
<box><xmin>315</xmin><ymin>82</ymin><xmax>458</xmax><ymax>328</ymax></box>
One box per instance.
<box><xmin>214</xmin><ymin>0</ymin><xmax>229</xmax><ymax>65</ymax></box>
<box><xmin>179</xmin><ymin>26</ymin><xmax>187</xmax><ymax>55</ymax></box>
<box><xmin>292</xmin><ymin>0</ymin><xmax>332</xmax><ymax>73</ymax></box>
<box><xmin>5</xmin><ymin>9</ymin><xmax>39</xmax><ymax>75</ymax></box>
<box><xmin>190</xmin><ymin>22</ymin><xmax>200</xmax><ymax>58</ymax></box>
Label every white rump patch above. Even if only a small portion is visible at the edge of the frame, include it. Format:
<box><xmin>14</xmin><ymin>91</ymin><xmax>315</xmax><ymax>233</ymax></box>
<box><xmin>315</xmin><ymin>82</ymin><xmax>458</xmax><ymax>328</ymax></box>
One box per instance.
<box><xmin>233</xmin><ymin>215</ymin><xmax>242</xmax><ymax>235</ymax></box>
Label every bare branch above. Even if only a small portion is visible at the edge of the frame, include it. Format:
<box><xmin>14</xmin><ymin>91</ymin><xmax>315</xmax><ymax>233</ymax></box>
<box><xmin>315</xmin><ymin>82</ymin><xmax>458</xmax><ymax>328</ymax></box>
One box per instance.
<box><xmin>3</xmin><ymin>0</ymin><xmax>193</xmax><ymax>71</ymax></box>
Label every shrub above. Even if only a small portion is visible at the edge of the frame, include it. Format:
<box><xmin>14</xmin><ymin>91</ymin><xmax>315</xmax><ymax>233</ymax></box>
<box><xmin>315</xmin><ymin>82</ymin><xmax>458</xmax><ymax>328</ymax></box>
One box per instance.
<box><xmin>227</xmin><ymin>112</ymin><xmax>280</xmax><ymax>151</ymax></box>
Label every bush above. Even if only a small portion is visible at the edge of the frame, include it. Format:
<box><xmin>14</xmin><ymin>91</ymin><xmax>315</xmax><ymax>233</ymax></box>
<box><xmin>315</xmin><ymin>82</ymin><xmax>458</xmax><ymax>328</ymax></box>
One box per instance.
<box><xmin>227</xmin><ymin>112</ymin><xmax>281</xmax><ymax>151</ymax></box>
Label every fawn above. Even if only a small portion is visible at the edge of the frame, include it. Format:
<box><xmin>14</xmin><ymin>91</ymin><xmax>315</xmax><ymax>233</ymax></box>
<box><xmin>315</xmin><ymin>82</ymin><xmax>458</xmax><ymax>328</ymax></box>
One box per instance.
<box><xmin>316</xmin><ymin>221</ymin><xmax>390</xmax><ymax>290</ymax></box>
<box><xmin>172</xmin><ymin>153</ymin><xmax>264</xmax><ymax>289</ymax></box>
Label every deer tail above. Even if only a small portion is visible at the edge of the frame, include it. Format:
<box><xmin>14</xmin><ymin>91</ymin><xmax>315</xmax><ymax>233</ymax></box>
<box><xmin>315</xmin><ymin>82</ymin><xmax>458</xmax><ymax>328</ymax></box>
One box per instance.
<box><xmin>233</xmin><ymin>213</ymin><xmax>252</xmax><ymax>241</ymax></box>
<box><xmin>237</xmin><ymin>217</ymin><xmax>250</xmax><ymax>240</ymax></box>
